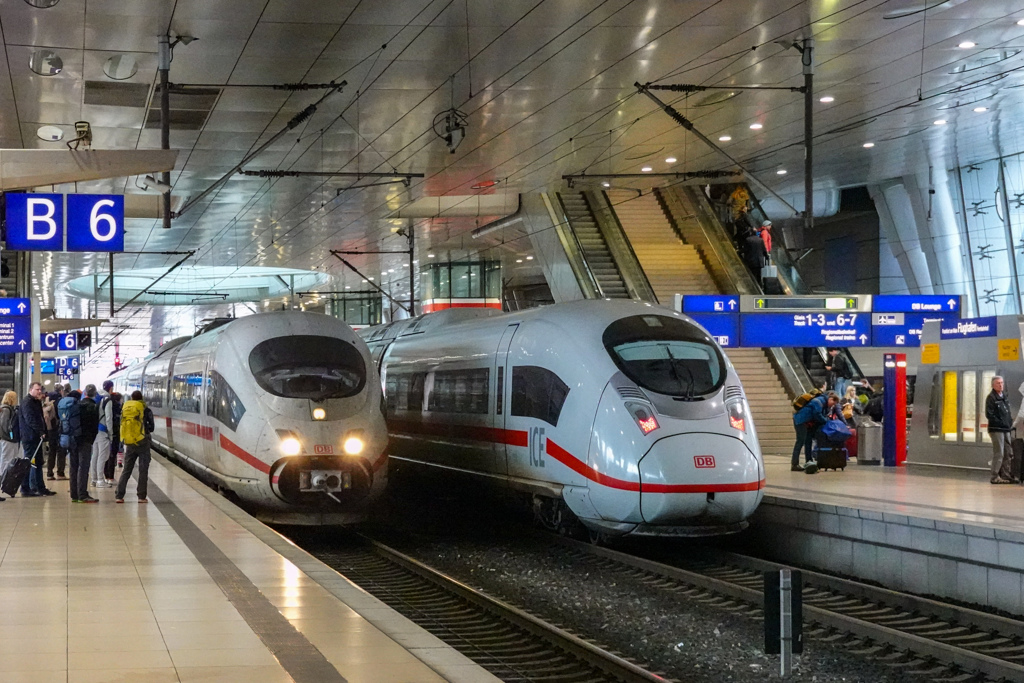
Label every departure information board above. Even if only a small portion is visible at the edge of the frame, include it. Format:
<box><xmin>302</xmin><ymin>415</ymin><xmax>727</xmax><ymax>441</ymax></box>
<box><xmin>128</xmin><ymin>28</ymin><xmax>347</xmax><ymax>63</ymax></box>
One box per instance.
<box><xmin>740</xmin><ymin>312</ymin><xmax>871</xmax><ymax>347</ymax></box>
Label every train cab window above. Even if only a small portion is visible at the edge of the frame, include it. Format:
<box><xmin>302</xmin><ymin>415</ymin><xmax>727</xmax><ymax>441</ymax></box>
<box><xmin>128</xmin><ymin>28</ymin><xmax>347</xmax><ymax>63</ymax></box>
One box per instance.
<box><xmin>511</xmin><ymin>366</ymin><xmax>569</xmax><ymax>427</ymax></box>
<box><xmin>249</xmin><ymin>335</ymin><xmax>365</xmax><ymax>400</ymax></box>
<box><xmin>426</xmin><ymin>368</ymin><xmax>489</xmax><ymax>414</ymax></box>
<box><xmin>207</xmin><ymin>370</ymin><xmax>245</xmax><ymax>431</ymax></box>
<box><xmin>171</xmin><ymin>372</ymin><xmax>203</xmax><ymax>413</ymax></box>
<box><xmin>603</xmin><ymin>315</ymin><xmax>725</xmax><ymax>398</ymax></box>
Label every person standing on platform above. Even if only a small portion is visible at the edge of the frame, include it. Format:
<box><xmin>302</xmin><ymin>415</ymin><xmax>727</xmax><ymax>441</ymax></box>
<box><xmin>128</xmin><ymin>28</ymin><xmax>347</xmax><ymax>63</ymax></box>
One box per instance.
<box><xmin>0</xmin><ymin>391</ymin><xmax>21</xmax><ymax>493</ymax></box>
<box><xmin>94</xmin><ymin>381</ymin><xmax>114</xmax><ymax>488</ymax></box>
<box><xmin>105</xmin><ymin>391</ymin><xmax>122</xmax><ymax>483</ymax></box>
<box><xmin>116</xmin><ymin>390</ymin><xmax>153</xmax><ymax>504</ymax></box>
<box><xmin>74</xmin><ymin>387</ymin><xmax>100</xmax><ymax>503</ymax></box>
<box><xmin>825</xmin><ymin>348</ymin><xmax>853</xmax><ymax>398</ymax></box>
<box><xmin>791</xmin><ymin>391</ymin><xmax>837</xmax><ymax>471</ymax></box>
<box><xmin>987</xmin><ymin>375</ymin><xmax>1015</xmax><ymax>484</ymax></box>
<box><xmin>43</xmin><ymin>392</ymin><xmax>65</xmax><ymax>481</ymax></box>
<box><xmin>20</xmin><ymin>383</ymin><xmax>55</xmax><ymax>497</ymax></box>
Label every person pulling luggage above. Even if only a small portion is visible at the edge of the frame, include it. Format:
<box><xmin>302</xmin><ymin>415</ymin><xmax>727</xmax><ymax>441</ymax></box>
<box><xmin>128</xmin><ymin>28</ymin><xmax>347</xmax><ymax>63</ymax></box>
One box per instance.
<box><xmin>19</xmin><ymin>382</ymin><xmax>56</xmax><ymax>497</ymax></box>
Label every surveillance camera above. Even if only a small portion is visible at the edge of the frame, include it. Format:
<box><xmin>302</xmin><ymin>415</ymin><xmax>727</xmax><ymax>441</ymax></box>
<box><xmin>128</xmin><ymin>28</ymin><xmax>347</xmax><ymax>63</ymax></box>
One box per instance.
<box><xmin>72</xmin><ymin>121</ymin><xmax>92</xmax><ymax>149</ymax></box>
<box><xmin>142</xmin><ymin>175</ymin><xmax>172</xmax><ymax>194</ymax></box>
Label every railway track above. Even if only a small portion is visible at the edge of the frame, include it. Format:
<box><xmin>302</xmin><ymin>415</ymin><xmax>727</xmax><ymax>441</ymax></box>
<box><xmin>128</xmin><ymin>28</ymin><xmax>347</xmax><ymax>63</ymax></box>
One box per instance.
<box><xmin>555</xmin><ymin>537</ymin><xmax>1024</xmax><ymax>683</ymax></box>
<box><xmin>309</xmin><ymin>536</ymin><xmax>671</xmax><ymax>683</ymax></box>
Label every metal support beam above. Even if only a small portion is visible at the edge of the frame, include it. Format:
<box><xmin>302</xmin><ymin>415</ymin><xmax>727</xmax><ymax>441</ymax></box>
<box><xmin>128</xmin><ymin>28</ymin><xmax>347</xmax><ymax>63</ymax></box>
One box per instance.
<box><xmin>800</xmin><ymin>38</ymin><xmax>815</xmax><ymax>236</ymax></box>
<box><xmin>329</xmin><ymin>251</ymin><xmax>410</xmax><ymax>314</ymax></box>
<box><xmin>158</xmin><ymin>35</ymin><xmax>172</xmax><ymax>230</ymax></box>
<box><xmin>238</xmin><ymin>170</ymin><xmax>423</xmax><ymax>180</ymax></box>
<box><xmin>408</xmin><ymin>223</ymin><xmax>415</xmax><ymax>317</ymax></box>
<box><xmin>635</xmin><ymin>83</ymin><xmax>799</xmax><ymax>216</ymax></box>
<box><xmin>648</xmin><ymin>83</ymin><xmax>805</xmax><ymax>93</ymax></box>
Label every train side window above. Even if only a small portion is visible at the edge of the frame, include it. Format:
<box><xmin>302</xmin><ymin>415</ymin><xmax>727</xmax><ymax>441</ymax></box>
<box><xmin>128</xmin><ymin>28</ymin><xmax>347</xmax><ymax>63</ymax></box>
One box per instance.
<box><xmin>385</xmin><ymin>372</ymin><xmax>425</xmax><ymax>413</ymax></box>
<box><xmin>143</xmin><ymin>359</ymin><xmax>169</xmax><ymax>408</ymax></box>
<box><xmin>171</xmin><ymin>371</ymin><xmax>203</xmax><ymax>414</ymax></box>
<box><xmin>511</xmin><ymin>366</ymin><xmax>569</xmax><ymax>427</ymax></box>
<box><xmin>207</xmin><ymin>370</ymin><xmax>245</xmax><ymax>431</ymax></box>
<box><xmin>426</xmin><ymin>368</ymin><xmax>488</xmax><ymax>414</ymax></box>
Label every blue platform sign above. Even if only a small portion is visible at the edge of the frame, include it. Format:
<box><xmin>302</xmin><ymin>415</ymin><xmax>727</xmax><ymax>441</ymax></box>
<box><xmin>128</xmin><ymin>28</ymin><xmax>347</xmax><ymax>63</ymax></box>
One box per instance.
<box><xmin>5</xmin><ymin>194</ymin><xmax>63</xmax><ymax>251</ymax></box>
<box><xmin>872</xmin><ymin>312</ymin><xmax>957</xmax><ymax>347</ymax></box>
<box><xmin>740</xmin><ymin>312</ymin><xmax>871</xmax><ymax>347</ymax></box>
<box><xmin>0</xmin><ymin>298</ymin><xmax>30</xmax><ymax>317</ymax></box>
<box><xmin>873</xmin><ymin>295</ymin><xmax>960</xmax><ymax>314</ymax></box>
<box><xmin>682</xmin><ymin>295</ymin><xmax>739</xmax><ymax>314</ymax></box>
<box><xmin>688</xmin><ymin>313</ymin><xmax>738</xmax><ymax>347</ymax></box>
<box><xmin>940</xmin><ymin>316</ymin><xmax>997</xmax><ymax>339</ymax></box>
<box><xmin>66</xmin><ymin>194</ymin><xmax>124</xmax><ymax>252</ymax></box>
<box><xmin>0</xmin><ymin>318</ymin><xmax>31</xmax><ymax>353</ymax></box>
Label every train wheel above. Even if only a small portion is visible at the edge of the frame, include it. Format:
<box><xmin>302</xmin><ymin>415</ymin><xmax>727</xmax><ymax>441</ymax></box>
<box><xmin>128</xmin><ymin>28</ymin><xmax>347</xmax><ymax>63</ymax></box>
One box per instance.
<box><xmin>532</xmin><ymin>496</ymin><xmax>578</xmax><ymax>536</ymax></box>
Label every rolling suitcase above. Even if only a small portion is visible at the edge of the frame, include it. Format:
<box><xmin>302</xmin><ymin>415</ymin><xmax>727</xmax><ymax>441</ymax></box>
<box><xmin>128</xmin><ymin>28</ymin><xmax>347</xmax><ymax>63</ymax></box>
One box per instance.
<box><xmin>1</xmin><ymin>457</ymin><xmax>32</xmax><ymax>496</ymax></box>
<box><xmin>845</xmin><ymin>427</ymin><xmax>858</xmax><ymax>459</ymax></box>
<box><xmin>1012</xmin><ymin>437</ymin><xmax>1024</xmax><ymax>483</ymax></box>
<box><xmin>816</xmin><ymin>446</ymin><xmax>848</xmax><ymax>472</ymax></box>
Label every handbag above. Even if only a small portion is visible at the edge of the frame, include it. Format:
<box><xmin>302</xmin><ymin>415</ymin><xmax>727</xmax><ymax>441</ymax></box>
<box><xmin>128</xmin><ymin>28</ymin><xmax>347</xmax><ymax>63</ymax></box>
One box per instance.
<box><xmin>820</xmin><ymin>418</ymin><xmax>853</xmax><ymax>444</ymax></box>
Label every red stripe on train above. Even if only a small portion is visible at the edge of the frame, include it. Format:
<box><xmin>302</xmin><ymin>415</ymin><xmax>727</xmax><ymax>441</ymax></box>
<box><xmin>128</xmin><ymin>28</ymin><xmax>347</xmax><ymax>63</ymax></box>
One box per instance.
<box><xmin>393</xmin><ymin>420</ymin><xmax>761</xmax><ymax>494</ymax></box>
<box><xmin>219</xmin><ymin>434</ymin><xmax>271</xmax><ymax>474</ymax></box>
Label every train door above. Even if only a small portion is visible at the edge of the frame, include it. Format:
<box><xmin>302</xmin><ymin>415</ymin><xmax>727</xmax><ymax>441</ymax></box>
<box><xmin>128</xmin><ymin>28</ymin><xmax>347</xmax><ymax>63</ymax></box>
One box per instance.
<box><xmin>494</xmin><ymin>324</ymin><xmax>519</xmax><ymax>475</ymax></box>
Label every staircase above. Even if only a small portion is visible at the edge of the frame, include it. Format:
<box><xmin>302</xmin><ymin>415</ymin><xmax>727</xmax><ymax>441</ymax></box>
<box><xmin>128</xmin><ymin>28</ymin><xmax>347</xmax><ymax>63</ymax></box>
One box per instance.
<box><xmin>605</xmin><ymin>190</ymin><xmax>794</xmax><ymax>457</ymax></box>
<box><xmin>558</xmin><ymin>193</ymin><xmax>630</xmax><ymax>298</ymax></box>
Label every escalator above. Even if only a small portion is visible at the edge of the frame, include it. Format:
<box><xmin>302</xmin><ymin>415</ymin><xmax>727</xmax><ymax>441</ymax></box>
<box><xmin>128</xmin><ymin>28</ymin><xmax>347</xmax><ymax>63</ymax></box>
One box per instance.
<box><xmin>556</xmin><ymin>193</ymin><xmax>630</xmax><ymax>299</ymax></box>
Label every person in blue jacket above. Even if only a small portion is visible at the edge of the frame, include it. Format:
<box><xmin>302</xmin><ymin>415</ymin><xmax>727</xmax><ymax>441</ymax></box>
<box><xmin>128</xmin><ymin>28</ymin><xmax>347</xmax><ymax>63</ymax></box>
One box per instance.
<box><xmin>792</xmin><ymin>391</ymin><xmax>838</xmax><ymax>471</ymax></box>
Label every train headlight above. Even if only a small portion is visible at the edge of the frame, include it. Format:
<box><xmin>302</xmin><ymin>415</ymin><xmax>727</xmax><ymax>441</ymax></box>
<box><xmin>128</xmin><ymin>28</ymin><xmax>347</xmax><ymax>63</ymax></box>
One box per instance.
<box><xmin>726</xmin><ymin>399</ymin><xmax>748</xmax><ymax>433</ymax></box>
<box><xmin>312</xmin><ymin>406</ymin><xmax>326</xmax><ymax>421</ymax></box>
<box><xmin>343</xmin><ymin>436</ymin><xmax>364</xmax><ymax>455</ymax></box>
<box><xmin>624</xmin><ymin>401</ymin><xmax>659</xmax><ymax>435</ymax></box>
<box><xmin>279</xmin><ymin>436</ymin><xmax>302</xmax><ymax>456</ymax></box>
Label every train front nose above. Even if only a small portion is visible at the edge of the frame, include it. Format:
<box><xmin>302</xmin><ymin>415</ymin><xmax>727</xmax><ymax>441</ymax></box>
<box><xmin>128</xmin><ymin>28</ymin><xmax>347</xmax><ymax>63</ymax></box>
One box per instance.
<box><xmin>637</xmin><ymin>433</ymin><xmax>763</xmax><ymax>527</ymax></box>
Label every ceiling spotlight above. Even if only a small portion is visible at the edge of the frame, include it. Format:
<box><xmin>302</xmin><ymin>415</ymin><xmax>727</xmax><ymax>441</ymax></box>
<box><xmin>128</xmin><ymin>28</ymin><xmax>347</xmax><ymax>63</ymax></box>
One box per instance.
<box><xmin>933</xmin><ymin>119</ymin><xmax>948</xmax><ymax>125</ymax></box>
<box><xmin>516</xmin><ymin>259</ymin><xmax>523</xmax><ymax>263</ymax></box>
<box><xmin>602</xmin><ymin>181</ymin><xmax>610</xmax><ymax>187</ymax></box>
<box><xmin>641</xmin><ymin>166</ymin><xmax>653</xmax><ymax>172</ymax></box>
<box><xmin>750</xmin><ymin>123</ymin><xmax>763</xmax><ymax>130</ymax></box>
<box><xmin>776</xmin><ymin>169</ymin><xmax>787</xmax><ymax>175</ymax></box>
<box><xmin>665</xmin><ymin>157</ymin><xmax>677</xmax><ymax>163</ymax></box>
<box><xmin>427</xmin><ymin>253</ymin><xmax>435</xmax><ymax>258</ymax></box>
<box><xmin>719</xmin><ymin>135</ymin><xmax>731</xmax><ymax>142</ymax></box>
<box><xmin>958</xmin><ymin>41</ymin><xmax>976</xmax><ymax>49</ymax></box>
<box><xmin>973</xmin><ymin>106</ymin><xmax>988</xmax><ymax>112</ymax></box>
<box><xmin>1018</xmin><ymin>18</ymin><xmax>1024</xmax><ymax>26</ymax></box>
<box><xmin>526</xmin><ymin>255</ymin><xmax>534</xmax><ymax>260</ymax></box>
<box><xmin>863</xmin><ymin>142</ymin><xmax>875</xmax><ymax>148</ymax></box>
<box><xmin>819</xmin><ymin>96</ymin><xmax>835</xmax><ymax>103</ymax></box>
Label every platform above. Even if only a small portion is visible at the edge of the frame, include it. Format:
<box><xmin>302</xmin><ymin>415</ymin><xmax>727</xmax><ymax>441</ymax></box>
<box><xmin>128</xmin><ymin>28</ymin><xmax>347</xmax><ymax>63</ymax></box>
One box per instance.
<box><xmin>0</xmin><ymin>454</ymin><xmax>497</xmax><ymax>683</ymax></box>
<box><xmin>751</xmin><ymin>455</ymin><xmax>1024</xmax><ymax>617</ymax></box>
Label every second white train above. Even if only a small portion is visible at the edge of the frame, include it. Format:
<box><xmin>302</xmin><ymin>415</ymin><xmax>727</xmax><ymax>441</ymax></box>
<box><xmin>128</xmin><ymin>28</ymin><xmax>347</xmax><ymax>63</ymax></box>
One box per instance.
<box><xmin>363</xmin><ymin>299</ymin><xmax>765</xmax><ymax>537</ymax></box>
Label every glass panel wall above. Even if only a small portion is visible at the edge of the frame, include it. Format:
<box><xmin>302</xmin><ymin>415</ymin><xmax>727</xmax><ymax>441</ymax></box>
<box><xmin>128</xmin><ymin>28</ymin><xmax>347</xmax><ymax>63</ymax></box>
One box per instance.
<box><xmin>981</xmin><ymin>369</ymin><xmax>995</xmax><ymax>443</ymax></box>
<box><xmin>960</xmin><ymin>371</ymin><xmax>977</xmax><ymax>442</ymax></box>
<box><xmin>328</xmin><ymin>294</ymin><xmax>382</xmax><ymax>326</ymax></box>
<box><xmin>942</xmin><ymin>370</ymin><xmax>958</xmax><ymax>441</ymax></box>
<box><xmin>421</xmin><ymin>261</ymin><xmax>502</xmax><ymax>301</ymax></box>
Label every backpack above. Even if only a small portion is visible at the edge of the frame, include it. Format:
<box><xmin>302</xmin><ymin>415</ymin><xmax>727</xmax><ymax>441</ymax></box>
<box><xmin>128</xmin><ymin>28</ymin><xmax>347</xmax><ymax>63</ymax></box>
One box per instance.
<box><xmin>57</xmin><ymin>397</ymin><xmax>82</xmax><ymax>438</ymax></box>
<box><xmin>0</xmin><ymin>405</ymin><xmax>16</xmax><ymax>442</ymax></box>
<box><xmin>792</xmin><ymin>388</ymin><xmax>823</xmax><ymax>412</ymax></box>
<box><xmin>120</xmin><ymin>400</ymin><xmax>146</xmax><ymax>445</ymax></box>
<box><xmin>79</xmin><ymin>399</ymin><xmax>99</xmax><ymax>437</ymax></box>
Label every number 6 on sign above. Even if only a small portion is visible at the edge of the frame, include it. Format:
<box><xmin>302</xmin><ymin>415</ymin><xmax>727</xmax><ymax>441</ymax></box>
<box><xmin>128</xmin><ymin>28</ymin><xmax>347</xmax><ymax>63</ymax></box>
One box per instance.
<box><xmin>66</xmin><ymin>194</ymin><xmax>124</xmax><ymax>252</ymax></box>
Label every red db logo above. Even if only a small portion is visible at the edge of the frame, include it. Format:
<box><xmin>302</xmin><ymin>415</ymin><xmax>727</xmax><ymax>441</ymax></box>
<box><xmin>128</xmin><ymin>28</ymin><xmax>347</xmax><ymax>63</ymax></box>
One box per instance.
<box><xmin>694</xmin><ymin>456</ymin><xmax>716</xmax><ymax>468</ymax></box>
<box><xmin>313</xmin><ymin>445</ymin><xmax>334</xmax><ymax>455</ymax></box>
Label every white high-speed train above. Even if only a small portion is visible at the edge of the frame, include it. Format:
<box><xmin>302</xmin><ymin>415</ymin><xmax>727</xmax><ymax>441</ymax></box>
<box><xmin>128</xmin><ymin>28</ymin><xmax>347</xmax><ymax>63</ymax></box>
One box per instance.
<box><xmin>110</xmin><ymin>311</ymin><xmax>389</xmax><ymax>524</ymax></box>
<box><xmin>362</xmin><ymin>300</ymin><xmax>765</xmax><ymax>537</ymax></box>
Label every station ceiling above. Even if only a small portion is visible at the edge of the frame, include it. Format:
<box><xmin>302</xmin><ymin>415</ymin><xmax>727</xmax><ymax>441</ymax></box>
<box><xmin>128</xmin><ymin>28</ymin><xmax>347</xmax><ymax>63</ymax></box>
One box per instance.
<box><xmin>5</xmin><ymin>0</ymin><xmax>1024</xmax><ymax>362</ymax></box>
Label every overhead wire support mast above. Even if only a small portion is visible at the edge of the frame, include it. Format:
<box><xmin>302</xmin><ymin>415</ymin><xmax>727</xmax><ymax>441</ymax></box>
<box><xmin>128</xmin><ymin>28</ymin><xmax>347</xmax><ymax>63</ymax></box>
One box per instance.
<box><xmin>175</xmin><ymin>81</ymin><xmax>348</xmax><ymax>219</ymax></box>
<box><xmin>329</xmin><ymin>251</ymin><xmax>411</xmax><ymax>314</ymax></box>
<box><xmin>635</xmin><ymin>82</ymin><xmax>800</xmax><ymax>216</ymax></box>
<box><xmin>647</xmin><ymin>83</ymin><xmax>805</xmax><ymax>93</ymax></box>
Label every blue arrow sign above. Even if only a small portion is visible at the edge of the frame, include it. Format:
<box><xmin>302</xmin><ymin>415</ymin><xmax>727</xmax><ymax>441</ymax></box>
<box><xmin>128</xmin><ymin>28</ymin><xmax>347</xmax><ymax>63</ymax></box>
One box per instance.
<box><xmin>0</xmin><ymin>318</ymin><xmax>32</xmax><ymax>353</ymax></box>
<box><xmin>0</xmin><ymin>298</ymin><xmax>30</xmax><ymax>317</ymax></box>
<box><xmin>873</xmin><ymin>295</ymin><xmax>960</xmax><ymax>313</ymax></box>
<box><xmin>682</xmin><ymin>295</ymin><xmax>740</xmax><ymax>314</ymax></box>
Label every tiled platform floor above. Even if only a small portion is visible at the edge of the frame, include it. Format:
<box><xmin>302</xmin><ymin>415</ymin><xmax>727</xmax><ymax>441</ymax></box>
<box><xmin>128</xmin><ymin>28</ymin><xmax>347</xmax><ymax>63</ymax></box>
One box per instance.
<box><xmin>0</xmin><ymin>455</ymin><xmax>496</xmax><ymax>683</ymax></box>
<box><xmin>764</xmin><ymin>454</ymin><xmax>1024</xmax><ymax>531</ymax></box>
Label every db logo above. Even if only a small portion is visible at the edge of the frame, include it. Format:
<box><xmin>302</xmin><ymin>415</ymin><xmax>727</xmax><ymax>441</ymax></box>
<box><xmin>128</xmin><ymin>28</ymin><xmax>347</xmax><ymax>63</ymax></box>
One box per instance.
<box><xmin>694</xmin><ymin>456</ymin><xmax>716</xmax><ymax>468</ymax></box>
<box><xmin>313</xmin><ymin>445</ymin><xmax>334</xmax><ymax>454</ymax></box>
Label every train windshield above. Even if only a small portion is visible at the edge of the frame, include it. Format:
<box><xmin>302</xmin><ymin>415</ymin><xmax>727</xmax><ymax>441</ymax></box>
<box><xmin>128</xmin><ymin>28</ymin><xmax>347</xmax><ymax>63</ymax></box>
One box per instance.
<box><xmin>248</xmin><ymin>335</ymin><xmax>366</xmax><ymax>400</ymax></box>
<box><xmin>603</xmin><ymin>315</ymin><xmax>725</xmax><ymax>399</ymax></box>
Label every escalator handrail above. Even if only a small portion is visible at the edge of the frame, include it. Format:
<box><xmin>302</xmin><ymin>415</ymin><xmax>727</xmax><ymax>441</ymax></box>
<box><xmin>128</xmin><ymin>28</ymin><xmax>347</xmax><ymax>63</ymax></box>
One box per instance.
<box><xmin>544</xmin><ymin>192</ymin><xmax>602</xmax><ymax>299</ymax></box>
<box><xmin>586</xmin><ymin>190</ymin><xmax>658</xmax><ymax>303</ymax></box>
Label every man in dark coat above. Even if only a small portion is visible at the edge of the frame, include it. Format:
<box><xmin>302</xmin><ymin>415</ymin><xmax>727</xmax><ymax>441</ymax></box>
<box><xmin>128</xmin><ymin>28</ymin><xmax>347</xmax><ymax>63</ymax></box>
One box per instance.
<box><xmin>743</xmin><ymin>227</ymin><xmax>768</xmax><ymax>279</ymax></box>
<box><xmin>19</xmin><ymin>382</ymin><xmax>55</xmax><ymax>496</ymax></box>
<box><xmin>986</xmin><ymin>375</ymin><xmax>1015</xmax><ymax>484</ymax></box>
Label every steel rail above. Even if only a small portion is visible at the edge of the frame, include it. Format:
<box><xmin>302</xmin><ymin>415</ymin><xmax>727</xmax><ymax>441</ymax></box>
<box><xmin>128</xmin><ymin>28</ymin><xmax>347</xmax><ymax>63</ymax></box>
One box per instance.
<box><xmin>552</xmin><ymin>536</ymin><xmax>1024</xmax><ymax>683</ymax></box>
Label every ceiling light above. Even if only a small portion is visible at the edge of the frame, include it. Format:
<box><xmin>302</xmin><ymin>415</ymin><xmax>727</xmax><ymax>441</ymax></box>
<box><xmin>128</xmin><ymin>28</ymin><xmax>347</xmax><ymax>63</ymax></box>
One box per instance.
<box><xmin>933</xmin><ymin>119</ymin><xmax>947</xmax><ymax>125</ymax></box>
<box><xmin>958</xmin><ymin>41</ymin><xmax>976</xmax><ymax>49</ymax></box>
<box><xmin>427</xmin><ymin>253</ymin><xmax>435</xmax><ymax>258</ymax></box>
<box><xmin>863</xmin><ymin>142</ymin><xmax>875</xmax><ymax>148</ymax></box>
<box><xmin>665</xmin><ymin>157</ymin><xmax>677</xmax><ymax>163</ymax></box>
<box><xmin>719</xmin><ymin>135</ymin><xmax>731</xmax><ymax>142</ymax></box>
<box><xmin>1018</xmin><ymin>18</ymin><xmax>1024</xmax><ymax>26</ymax></box>
<box><xmin>641</xmin><ymin>166</ymin><xmax>653</xmax><ymax>172</ymax></box>
<box><xmin>973</xmin><ymin>106</ymin><xmax>988</xmax><ymax>112</ymax></box>
<box><xmin>819</xmin><ymin>96</ymin><xmax>835</xmax><ymax>103</ymax></box>
<box><xmin>516</xmin><ymin>259</ymin><xmax>523</xmax><ymax>263</ymax></box>
<box><xmin>749</xmin><ymin>123</ymin><xmax>763</xmax><ymax>130</ymax></box>
<box><xmin>602</xmin><ymin>182</ymin><xmax>610</xmax><ymax>187</ymax></box>
<box><xmin>526</xmin><ymin>256</ymin><xmax>534</xmax><ymax>260</ymax></box>
<box><xmin>776</xmin><ymin>169</ymin><xmax>787</xmax><ymax>175</ymax></box>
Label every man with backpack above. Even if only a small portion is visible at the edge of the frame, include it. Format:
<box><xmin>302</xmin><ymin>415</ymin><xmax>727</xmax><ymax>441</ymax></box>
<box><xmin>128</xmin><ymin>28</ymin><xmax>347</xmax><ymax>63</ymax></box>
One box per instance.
<box><xmin>792</xmin><ymin>388</ymin><xmax>838</xmax><ymax>472</ymax></box>
<box><xmin>61</xmin><ymin>388</ymin><xmax>99</xmax><ymax>503</ymax></box>
<box><xmin>116</xmin><ymin>390</ymin><xmax>154</xmax><ymax>504</ymax></box>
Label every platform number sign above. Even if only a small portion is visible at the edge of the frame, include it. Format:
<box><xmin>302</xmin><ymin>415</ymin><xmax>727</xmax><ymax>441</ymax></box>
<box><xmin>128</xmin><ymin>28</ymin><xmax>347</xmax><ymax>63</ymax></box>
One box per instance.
<box><xmin>41</xmin><ymin>332</ymin><xmax>78</xmax><ymax>351</ymax></box>
<box><xmin>5</xmin><ymin>193</ymin><xmax>124</xmax><ymax>252</ymax></box>
<box><xmin>528</xmin><ymin>426</ymin><xmax>546</xmax><ymax>468</ymax></box>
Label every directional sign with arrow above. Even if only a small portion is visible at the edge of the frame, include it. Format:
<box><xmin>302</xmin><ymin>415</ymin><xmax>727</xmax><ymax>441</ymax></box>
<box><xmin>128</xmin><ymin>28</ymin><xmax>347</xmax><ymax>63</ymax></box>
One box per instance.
<box><xmin>740</xmin><ymin>312</ymin><xmax>872</xmax><ymax>347</ymax></box>
<box><xmin>873</xmin><ymin>295</ymin><xmax>961</xmax><ymax>314</ymax></box>
<box><xmin>681</xmin><ymin>295</ymin><xmax>740</xmax><ymax>314</ymax></box>
<box><xmin>0</xmin><ymin>317</ymin><xmax>32</xmax><ymax>353</ymax></box>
